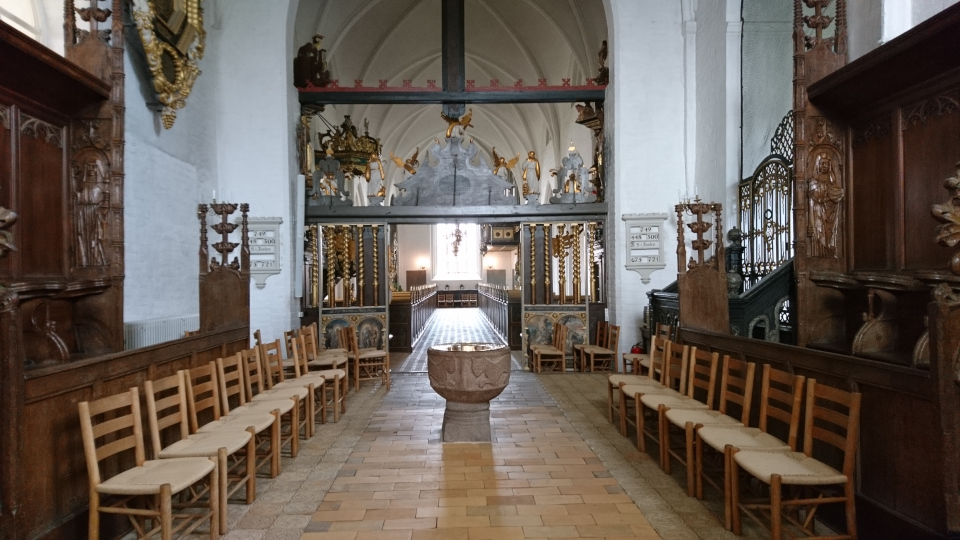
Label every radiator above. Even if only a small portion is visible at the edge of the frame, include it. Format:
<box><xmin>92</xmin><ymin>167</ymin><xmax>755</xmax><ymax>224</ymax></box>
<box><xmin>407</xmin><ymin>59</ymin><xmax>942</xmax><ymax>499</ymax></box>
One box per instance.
<box><xmin>124</xmin><ymin>314</ymin><xmax>200</xmax><ymax>350</ymax></box>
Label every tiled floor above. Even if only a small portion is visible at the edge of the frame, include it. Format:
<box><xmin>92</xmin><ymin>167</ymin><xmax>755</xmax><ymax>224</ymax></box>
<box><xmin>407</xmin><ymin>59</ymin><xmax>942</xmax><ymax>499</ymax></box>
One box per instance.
<box><xmin>392</xmin><ymin>309</ymin><xmax>524</xmax><ymax>373</ymax></box>
<box><xmin>197</xmin><ymin>309</ymin><xmax>773</xmax><ymax>540</ymax></box>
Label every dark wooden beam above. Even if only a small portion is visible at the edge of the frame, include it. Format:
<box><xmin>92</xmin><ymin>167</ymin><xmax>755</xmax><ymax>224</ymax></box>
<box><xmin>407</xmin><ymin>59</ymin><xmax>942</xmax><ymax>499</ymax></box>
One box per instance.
<box><xmin>441</xmin><ymin>0</ymin><xmax>465</xmax><ymax>117</ymax></box>
<box><xmin>305</xmin><ymin>203</ymin><xmax>609</xmax><ymax>225</ymax></box>
<box><xmin>298</xmin><ymin>89</ymin><xmax>606</xmax><ymax>106</ymax></box>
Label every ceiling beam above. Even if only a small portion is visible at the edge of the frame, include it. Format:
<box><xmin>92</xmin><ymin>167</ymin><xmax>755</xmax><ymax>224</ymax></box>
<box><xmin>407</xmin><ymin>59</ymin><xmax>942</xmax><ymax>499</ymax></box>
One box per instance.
<box><xmin>442</xmin><ymin>0</ymin><xmax>466</xmax><ymax>117</ymax></box>
<box><xmin>299</xmin><ymin>89</ymin><xmax>606</xmax><ymax>105</ymax></box>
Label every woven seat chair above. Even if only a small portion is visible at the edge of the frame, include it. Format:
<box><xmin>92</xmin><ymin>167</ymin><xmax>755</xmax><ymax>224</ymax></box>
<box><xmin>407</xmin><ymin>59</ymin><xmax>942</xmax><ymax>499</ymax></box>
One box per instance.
<box><xmin>533</xmin><ymin>323</ymin><xmax>568</xmax><ymax>373</ymax></box>
<box><xmin>583</xmin><ymin>324</ymin><xmax>620</xmax><ymax>372</ymax></box>
<box><xmin>732</xmin><ymin>379</ymin><xmax>861</xmax><ymax>540</ymax></box>
<box><xmin>695</xmin><ymin>364</ymin><xmax>805</xmax><ymax>530</ymax></box>
<box><xmin>660</xmin><ymin>355</ymin><xmax>756</xmax><ymax>496</ymax></box>
<box><xmin>239</xmin><ymin>345</ymin><xmax>331</xmax><ymax>429</ymax></box>
<box><xmin>289</xmin><ymin>333</ymin><xmax>347</xmax><ymax>423</ymax></box>
<box><xmin>79</xmin><ymin>387</ymin><xmax>219</xmax><ymax>540</ymax></box>
<box><xmin>301</xmin><ymin>324</ymin><xmax>350</xmax><ymax>377</ymax></box>
<box><xmin>619</xmin><ymin>341</ymin><xmax>688</xmax><ymax>448</ymax></box>
<box><xmin>607</xmin><ymin>335</ymin><xmax>669</xmax><ymax>423</ymax></box>
<box><xmin>530</xmin><ymin>322</ymin><xmax>562</xmax><ymax>353</ymax></box>
<box><xmin>623</xmin><ymin>322</ymin><xmax>672</xmax><ymax>375</ymax></box>
<box><xmin>343</xmin><ymin>325</ymin><xmax>390</xmax><ymax>391</ymax></box>
<box><xmin>574</xmin><ymin>320</ymin><xmax>607</xmax><ymax>369</ymax></box>
<box><xmin>638</xmin><ymin>347</ymin><xmax>719</xmax><ymax>462</ymax></box>
<box><xmin>215</xmin><ymin>353</ymin><xmax>303</xmax><ymax>458</ymax></box>
<box><xmin>144</xmin><ymin>372</ymin><xmax>256</xmax><ymax>532</ymax></box>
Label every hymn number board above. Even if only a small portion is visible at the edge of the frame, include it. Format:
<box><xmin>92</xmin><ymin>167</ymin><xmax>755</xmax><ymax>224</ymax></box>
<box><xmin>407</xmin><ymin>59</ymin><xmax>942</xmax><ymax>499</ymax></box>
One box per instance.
<box><xmin>245</xmin><ymin>217</ymin><xmax>283</xmax><ymax>289</ymax></box>
<box><xmin>622</xmin><ymin>213</ymin><xmax>668</xmax><ymax>284</ymax></box>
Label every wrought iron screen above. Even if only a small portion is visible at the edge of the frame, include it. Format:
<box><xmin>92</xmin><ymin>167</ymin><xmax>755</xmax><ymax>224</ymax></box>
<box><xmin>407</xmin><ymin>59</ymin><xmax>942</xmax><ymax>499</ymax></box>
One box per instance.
<box><xmin>738</xmin><ymin>113</ymin><xmax>794</xmax><ymax>290</ymax></box>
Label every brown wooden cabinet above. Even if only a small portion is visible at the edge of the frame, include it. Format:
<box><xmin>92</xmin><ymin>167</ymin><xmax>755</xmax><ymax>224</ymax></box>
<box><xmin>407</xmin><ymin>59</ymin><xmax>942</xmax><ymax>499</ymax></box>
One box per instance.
<box><xmin>406</xmin><ymin>269</ymin><xmax>427</xmax><ymax>288</ymax></box>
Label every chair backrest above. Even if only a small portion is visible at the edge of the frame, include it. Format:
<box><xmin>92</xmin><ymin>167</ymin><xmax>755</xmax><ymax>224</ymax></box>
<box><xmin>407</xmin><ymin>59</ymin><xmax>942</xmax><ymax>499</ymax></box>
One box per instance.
<box><xmin>803</xmin><ymin>379</ymin><xmax>861</xmax><ymax>477</ymax></box>
<box><xmin>183</xmin><ymin>361</ymin><xmax>224</xmax><ymax>433</ymax></box>
<box><xmin>716</xmin><ymin>356</ymin><xmax>756</xmax><ymax>424</ymax></box>
<box><xmin>301</xmin><ymin>325</ymin><xmax>320</xmax><ymax>360</ymax></box>
<box><xmin>290</xmin><ymin>335</ymin><xmax>312</xmax><ymax>378</ymax></box>
<box><xmin>648</xmin><ymin>323</ymin><xmax>672</xmax><ymax>353</ymax></box>
<box><xmin>241</xmin><ymin>346</ymin><xmax>268</xmax><ymax>395</ymax></box>
<box><xmin>343</xmin><ymin>326</ymin><xmax>360</xmax><ymax>358</ymax></box>
<box><xmin>605</xmin><ymin>325</ymin><xmax>620</xmax><ymax>355</ymax></box>
<box><xmin>144</xmin><ymin>371</ymin><xmax>191</xmax><ymax>459</ymax></box>
<box><xmin>596</xmin><ymin>320</ymin><xmax>608</xmax><ymax>348</ymax></box>
<box><xmin>253</xmin><ymin>329</ymin><xmax>263</xmax><ymax>347</ymax></box>
<box><xmin>78</xmin><ymin>388</ymin><xmax>147</xmax><ymax>487</ymax></box>
<box><xmin>216</xmin><ymin>353</ymin><xmax>249</xmax><ymax>413</ymax></box>
<box><xmin>554</xmin><ymin>324</ymin><xmax>569</xmax><ymax>354</ymax></box>
<box><xmin>260</xmin><ymin>339</ymin><xmax>287</xmax><ymax>388</ymax></box>
<box><xmin>643</xmin><ymin>335</ymin><xmax>670</xmax><ymax>382</ymax></box>
<box><xmin>684</xmin><ymin>347</ymin><xmax>720</xmax><ymax>408</ymax></box>
<box><xmin>283</xmin><ymin>329</ymin><xmax>299</xmax><ymax>359</ymax></box>
<box><xmin>662</xmin><ymin>341</ymin><xmax>690</xmax><ymax>394</ymax></box>
<box><xmin>758</xmin><ymin>364</ymin><xmax>806</xmax><ymax>450</ymax></box>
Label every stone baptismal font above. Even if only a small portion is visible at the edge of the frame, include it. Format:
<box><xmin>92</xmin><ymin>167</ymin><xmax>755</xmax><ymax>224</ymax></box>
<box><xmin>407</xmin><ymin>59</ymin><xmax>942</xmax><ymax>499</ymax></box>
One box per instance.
<box><xmin>427</xmin><ymin>343</ymin><xmax>511</xmax><ymax>442</ymax></box>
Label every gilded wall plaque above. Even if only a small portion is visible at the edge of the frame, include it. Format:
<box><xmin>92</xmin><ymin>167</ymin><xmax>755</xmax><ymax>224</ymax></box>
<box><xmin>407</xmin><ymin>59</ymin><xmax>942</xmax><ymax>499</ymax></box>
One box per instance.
<box><xmin>129</xmin><ymin>0</ymin><xmax>205</xmax><ymax>128</ymax></box>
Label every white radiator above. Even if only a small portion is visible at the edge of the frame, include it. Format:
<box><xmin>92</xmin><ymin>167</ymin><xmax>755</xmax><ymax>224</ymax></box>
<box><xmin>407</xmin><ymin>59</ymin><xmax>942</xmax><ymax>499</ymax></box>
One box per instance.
<box><xmin>124</xmin><ymin>314</ymin><xmax>200</xmax><ymax>350</ymax></box>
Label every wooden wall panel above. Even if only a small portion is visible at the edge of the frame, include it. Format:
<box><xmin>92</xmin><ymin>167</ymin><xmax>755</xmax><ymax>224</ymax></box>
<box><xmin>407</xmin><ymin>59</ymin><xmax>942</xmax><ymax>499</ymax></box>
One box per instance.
<box><xmin>901</xmin><ymin>97</ymin><xmax>960</xmax><ymax>270</ymax></box>
<box><xmin>17</xmin><ymin>118</ymin><xmax>66</xmax><ymax>277</ymax></box>
<box><xmin>851</xmin><ymin>118</ymin><xmax>896</xmax><ymax>270</ymax></box>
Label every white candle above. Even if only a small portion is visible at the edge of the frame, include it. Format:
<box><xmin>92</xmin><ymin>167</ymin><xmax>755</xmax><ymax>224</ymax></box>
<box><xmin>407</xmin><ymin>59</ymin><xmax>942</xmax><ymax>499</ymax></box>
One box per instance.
<box><xmin>212</xmin><ymin>189</ymin><xmax>216</xmax><ymax>201</ymax></box>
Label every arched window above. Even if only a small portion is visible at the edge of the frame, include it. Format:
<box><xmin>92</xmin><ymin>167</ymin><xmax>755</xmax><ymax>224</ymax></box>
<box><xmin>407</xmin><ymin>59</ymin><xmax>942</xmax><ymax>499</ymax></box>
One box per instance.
<box><xmin>433</xmin><ymin>223</ymin><xmax>481</xmax><ymax>281</ymax></box>
<box><xmin>0</xmin><ymin>0</ymin><xmax>40</xmax><ymax>41</ymax></box>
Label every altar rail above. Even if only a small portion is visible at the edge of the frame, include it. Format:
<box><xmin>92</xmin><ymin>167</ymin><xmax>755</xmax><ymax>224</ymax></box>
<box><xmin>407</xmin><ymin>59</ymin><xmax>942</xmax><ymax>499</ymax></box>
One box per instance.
<box><xmin>681</xmin><ymin>327</ymin><xmax>949</xmax><ymax>540</ymax></box>
<box><xmin>478</xmin><ymin>284</ymin><xmax>522</xmax><ymax>350</ymax></box>
<box><xmin>388</xmin><ymin>285</ymin><xmax>437</xmax><ymax>353</ymax></box>
<box><xmin>14</xmin><ymin>324</ymin><xmax>249</xmax><ymax>540</ymax></box>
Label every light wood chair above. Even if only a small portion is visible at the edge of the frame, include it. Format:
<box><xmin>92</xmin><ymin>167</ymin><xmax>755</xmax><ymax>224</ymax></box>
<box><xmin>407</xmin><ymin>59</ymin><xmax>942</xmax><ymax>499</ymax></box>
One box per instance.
<box><xmin>144</xmin><ymin>372</ymin><xmax>256</xmax><ymax>532</ymax></box>
<box><xmin>623</xmin><ymin>322</ymin><xmax>673</xmax><ymax>375</ymax></box>
<box><xmin>533</xmin><ymin>323</ymin><xmax>568</xmax><ymax>373</ymax></box>
<box><xmin>607</xmin><ymin>334</ymin><xmax>669</xmax><ymax>423</ymax></box>
<box><xmin>239</xmin><ymin>347</ymin><xmax>318</xmax><ymax>435</ymax></box>
<box><xmin>530</xmin><ymin>322</ymin><xmax>562</xmax><ymax>352</ymax></box>
<box><xmin>79</xmin><ymin>387</ymin><xmax>219</xmax><ymax>540</ymax></box>
<box><xmin>638</xmin><ymin>347</ymin><xmax>719</xmax><ymax>465</ymax></box>
<box><xmin>302</xmin><ymin>324</ymin><xmax>351</xmax><ymax>380</ymax></box>
<box><xmin>696</xmin><ymin>364</ymin><xmax>805</xmax><ymax>530</ymax></box>
<box><xmin>619</xmin><ymin>340</ymin><xmax>689</xmax><ymax>449</ymax></box>
<box><xmin>574</xmin><ymin>320</ymin><xmax>607</xmax><ymax>371</ymax></box>
<box><xmin>290</xmin><ymin>333</ymin><xmax>347</xmax><ymax>423</ymax></box>
<box><xmin>732</xmin><ymin>379</ymin><xmax>861</xmax><ymax>540</ymax></box>
<box><xmin>661</xmin><ymin>355</ymin><xmax>756</xmax><ymax>496</ymax></box>
<box><xmin>343</xmin><ymin>325</ymin><xmax>390</xmax><ymax>391</ymax></box>
<box><xmin>183</xmin><ymin>361</ymin><xmax>281</xmax><ymax>479</ymax></box>
<box><xmin>216</xmin><ymin>353</ymin><xmax>303</xmax><ymax>458</ymax></box>
<box><xmin>584</xmin><ymin>324</ymin><xmax>620</xmax><ymax>372</ymax></box>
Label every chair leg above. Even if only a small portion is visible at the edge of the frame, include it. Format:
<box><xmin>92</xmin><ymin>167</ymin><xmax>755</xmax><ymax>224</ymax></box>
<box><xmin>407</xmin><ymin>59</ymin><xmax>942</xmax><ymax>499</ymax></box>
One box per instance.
<box><xmin>658</xmin><ymin>406</ymin><xmax>669</xmax><ymax>471</ymax></box>
<box><xmin>695</xmin><ymin>431</ymin><xmax>705</xmax><ymax>500</ymax></box>
<box><xmin>635</xmin><ymin>397</ymin><xmax>645</xmax><ymax>452</ymax></box>
<box><xmin>618</xmin><ymin>389</ymin><xmax>629</xmax><ymax>436</ymax></box>
<box><xmin>341</xmin><ymin>374</ymin><xmax>348</xmax><ymax>412</ymax></box>
<box><xmin>731</xmin><ymin>447</ymin><xmax>742</xmax><ymax>535</ymax></box>
<box><xmin>160</xmin><ymin>483</ymin><xmax>173</xmax><ymax>540</ymax></box>
<box><xmin>245</xmin><ymin>427</ymin><xmax>257</xmax><ymax>504</ymax></box>
<box><xmin>319</xmin><ymin>383</ymin><xmax>327</xmax><ymax>425</ymax></box>
<box><xmin>607</xmin><ymin>382</ymin><xmax>614</xmax><ymax>423</ymax></box>
<box><xmin>305</xmin><ymin>392</ymin><xmax>315</xmax><ymax>439</ymax></box>
<box><xmin>270</xmin><ymin>410</ymin><xmax>281</xmax><ymax>477</ymax></box>
<box><xmin>217</xmin><ymin>447</ymin><xmax>228</xmax><ymax>533</ymax></box>
<box><xmin>354</xmin><ymin>358</ymin><xmax>360</xmax><ymax>392</ymax></box>
<box><xmin>333</xmin><ymin>376</ymin><xmax>341</xmax><ymax>423</ymax></box>
<box><xmin>845</xmin><ymin>480</ymin><xmax>857</xmax><ymax>539</ymax></box>
<box><xmin>88</xmin><ymin>494</ymin><xmax>100</xmax><ymax>540</ymax></box>
<box><xmin>771</xmin><ymin>474</ymin><xmax>782</xmax><ymax>540</ymax></box>
<box><xmin>685</xmin><ymin>422</ymin><xmax>696</xmax><ymax>497</ymax></box>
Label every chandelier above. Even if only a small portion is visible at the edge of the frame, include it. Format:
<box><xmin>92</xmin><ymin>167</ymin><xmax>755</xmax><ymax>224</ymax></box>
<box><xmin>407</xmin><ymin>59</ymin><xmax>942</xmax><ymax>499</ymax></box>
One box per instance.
<box><xmin>447</xmin><ymin>224</ymin><xmax>465</xmax><ymax>257</ymax></box>
<box><xmin>317</xmin><ymin>115</ymin><xmax>382</xmax><ymax>176</ymax></box>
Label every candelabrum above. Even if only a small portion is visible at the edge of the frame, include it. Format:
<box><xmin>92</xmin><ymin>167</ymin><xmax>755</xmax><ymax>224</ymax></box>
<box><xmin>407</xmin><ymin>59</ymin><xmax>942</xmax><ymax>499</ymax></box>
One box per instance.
<box><xmin>675</xmin><ymin>196</ymin><xmax>724</xmax><ymax>271</ymax></box>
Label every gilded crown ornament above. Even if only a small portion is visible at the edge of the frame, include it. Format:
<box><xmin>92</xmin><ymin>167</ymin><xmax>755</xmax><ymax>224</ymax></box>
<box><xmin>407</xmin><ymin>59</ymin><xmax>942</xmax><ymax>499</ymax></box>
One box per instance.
<box><xmin>129</xmin><ymin>0</ymin><xmax>205</xmax><ymax>129</ymax></box>
<box><xmin>317</xmin><ymin>116</ymin><xmax>382</xmax><ymax>177</ymax></box>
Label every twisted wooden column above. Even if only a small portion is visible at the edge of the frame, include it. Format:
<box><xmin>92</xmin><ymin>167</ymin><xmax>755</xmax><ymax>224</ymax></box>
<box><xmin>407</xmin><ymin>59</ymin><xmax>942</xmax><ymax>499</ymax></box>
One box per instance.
<box><xmin>528</xmin><ymin>223</ymin><xmax>536</xmax><ymax>304</ymax></box>
<box><xmin>573</xmin><ymin>223</ymin><xmax>582</xmax><ymax>304</ymax></box>
<box><xmin>326</xmin><ymin>226</ymin><xmax>335</xmax><ymax>308</ymax></box>
<box><xmin>543</xmin><ymin>224</ymin><xmax>551</xmax><ymax>304</ymax></box>
<box><xmin>358</xmin><ymin>225</ymin><xmax>365</xmax><ymax>306</ymax></box>
<box><xmin>588</xmin><ymin>222</ymin><xmax>596</xmax><ymax>302</ymax></box>
<box><xmin>311</xmin><ymin>225</ymin><xmax>320</xmax><ymax>307</ymax></box>
<box><xmin>556</xmin><ymin>224</ymin><xmax>567</xmax><ymax>306</ymax></box>
<box><xmin>372</xmin><ymin>224</ymin><xmax>380</xmax><ymax>306</ymax></box>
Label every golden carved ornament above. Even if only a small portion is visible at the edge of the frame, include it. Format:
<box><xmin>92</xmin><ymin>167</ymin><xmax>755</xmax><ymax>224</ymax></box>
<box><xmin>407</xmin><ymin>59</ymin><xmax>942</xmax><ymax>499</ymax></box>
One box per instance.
<box><xmin>317</xmin><ymin>116</ymin><xmax>382</xmax><ymax>177</ymax></box>
<box><xmin>130</xmin><ymin>0</ymin><xmax>205</xmax><ymax>129</ymax></box>
<box><xmin>931</xmin><ymin>161</ymin><xmax>960</xmax><ymax>275</ymax></box>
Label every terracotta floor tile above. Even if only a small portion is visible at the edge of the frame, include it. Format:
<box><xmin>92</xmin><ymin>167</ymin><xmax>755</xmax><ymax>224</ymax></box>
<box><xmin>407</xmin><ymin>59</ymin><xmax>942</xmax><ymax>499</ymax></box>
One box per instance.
<box><xmin>539</xmin><ymin>514</ymin><xmax>596</xmax><ymax>526</ymax></box>
<box><xmin>437</xmin><ymin>516</ymin><xmax>491</xmax><ymax>528</ymax></box>
<box><xmin>354</xmin><ymin>531</ymin><xmax>414</xmax><ymax>540</ymax></box>
<box><xmin>380</xmin><ymin>518</ymin><xmax>437</xmax><ymax>530</ymax></box>
<box><xmin>467</xmin><ymin>525</ymin><xmax>526</xmax><ymax>539</ymax></box>
<box><xmin>515</xmin><ymin>504</ymin><xmax>569</xmax><ymax>516</ymax></box>
<box><xmin>519</xmin><ymin>525</ymin><xmax>580</xmax><ymax>538</ymax></box>
<box><xmin>416</xmin><ymin>506</ymin><xmax>468</xmax><ymax>518</ymax></box>
<box><xmin>489</xmin><ymin>515</ymin><xmax>544</xmax><ymax>527</ymax></box>
<box><xmin>410</xmin><ymin>528</ymin><xmax>469</xmax><ymax>540</ymax></box>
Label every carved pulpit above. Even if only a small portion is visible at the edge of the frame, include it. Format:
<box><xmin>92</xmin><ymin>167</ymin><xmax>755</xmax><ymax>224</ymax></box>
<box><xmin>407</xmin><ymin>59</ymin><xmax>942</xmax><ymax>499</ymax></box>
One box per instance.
<box><xmin>676</xmin><ymin>198</ymin><xmax>729</xmax><ymax>334</ymax></box>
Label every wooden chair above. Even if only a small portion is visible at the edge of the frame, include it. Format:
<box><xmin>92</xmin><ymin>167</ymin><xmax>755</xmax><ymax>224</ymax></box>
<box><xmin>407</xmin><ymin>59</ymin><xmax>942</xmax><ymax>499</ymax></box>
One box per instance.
<box><xmin>623</xmin><ymin>322</ymin><xmax>672</xmax><ymax>375</ymax></box>
<box><xmin>607</xmin><ymin>334</ymin><xmax>669</xmax><ymax>423</ymax></box>
<box><xmin>240</xmin><ymin>346</ymin><xmax>323</xmax><ymax>431</ymax></box>
<box><xmin>696</xmin><ymin>364</ymin><xmax>805</xmax><ymax>530</ymax></box>
<box><xmin>619</xmin><ymin>341</ymin><xmax>688</xmax><ymax>449</ymax></box>
<box><xmin>533</xmin><ymin>323</ymin><xmax>568</xmax><ymax>373</ymax></box>
<box><xmin>638</xmin><ymin>347</ymin><xmax>719</xmax><ymax>464</ymax></box>
<box><xmin>302</xmin><ymin>324</ymin><xmax>350</xmax><ymax>379</ymax></box>
<box><xmin>216</xmin><ymin>353</ymin><xmax>303</xmax><ymax>458</ymax></box>
<box><xmin>253</xmin><ymin>329</ymin><xmax>263</xmax><ymax>347</ymax></box>
<box><xmin>183</xmin><ymin>361</ymin><xmax>281</xmax><ymax>479</ymax></box>
<box><xmin>732</xmin><ymin>379</ymin><xmax>861</xmax><ymax>540</ymax></box>
<box><xmin>290</xmin><ymin>334</ymin><xmax>347</xmax><ymax>423</ymax></box>
<box><xmin>144</xmin><ymin>372</ymin><xmax>256</xmax><ymax>532</ymax></box>
<box><xmin>343</xmin><ymin>325</ymin><xmax>390</xmax><ymax>391</ymax></box>
<box><xmin>660</xmin><ymin>355</ymin><xmax>756</xmax><ymax>496</ymax></box>
<box><xmin>574</xmin><ymin>320</ymin><xmax>607</xmax><ymax>371</ymax></box>
<box><xmin>79</xmin><ymin>387</ymin><xmax>219</xmax><ymax>540</ymax></box>
<box><xmin>530</xmin><ymin>322</ymin><xmax>562</xmax><ymax>352</ymax></box>
<box><xmin>584</xmin><ymin>324</ymin><xmax>620</xmax><ymax>372</ymax></box>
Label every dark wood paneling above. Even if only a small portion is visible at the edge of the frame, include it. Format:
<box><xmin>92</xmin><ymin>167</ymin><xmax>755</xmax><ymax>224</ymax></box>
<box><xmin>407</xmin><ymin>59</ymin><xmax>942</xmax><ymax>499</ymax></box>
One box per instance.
<box><xmin>851</xmin><ymin>117</ymin><xmax>897</xmax><ymax>270</ymax></box>
<box><xmin>17</xmin><ymin>121</ymin><xmax>65</xmax><ymax>277</ymax></box>
<box><xmin>901</xmin><ymin>102</ymin><xmax>960</xmax><ymax>270</ymax></box>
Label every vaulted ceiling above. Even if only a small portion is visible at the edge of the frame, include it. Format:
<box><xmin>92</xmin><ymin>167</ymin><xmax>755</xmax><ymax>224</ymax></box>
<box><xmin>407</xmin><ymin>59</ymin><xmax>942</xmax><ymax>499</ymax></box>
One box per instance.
<box><xmin>293</xmin><ymin>0</ymin><xmax>608</xmax><ymax>183</ymax></box>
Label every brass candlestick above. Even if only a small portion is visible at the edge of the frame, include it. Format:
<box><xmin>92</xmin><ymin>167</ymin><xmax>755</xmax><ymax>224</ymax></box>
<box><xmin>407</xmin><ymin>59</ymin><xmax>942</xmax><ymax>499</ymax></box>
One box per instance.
<box><xmin>372</xmin><ymin>224</ymin><xmax>380</xmax><ymax>306</ymax></box>
<box><xmin>528</xmin><ymin>223</ymin><xmax>536</xmax><ymax>304</ymax></box>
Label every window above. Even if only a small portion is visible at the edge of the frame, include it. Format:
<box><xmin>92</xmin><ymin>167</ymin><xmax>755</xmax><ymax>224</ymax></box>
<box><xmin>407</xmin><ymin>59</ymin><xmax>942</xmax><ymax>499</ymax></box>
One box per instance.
<box><xmin>433</xmin><ymin>223</ymin><xmax>481</xmax><ymax>281</ymax></box>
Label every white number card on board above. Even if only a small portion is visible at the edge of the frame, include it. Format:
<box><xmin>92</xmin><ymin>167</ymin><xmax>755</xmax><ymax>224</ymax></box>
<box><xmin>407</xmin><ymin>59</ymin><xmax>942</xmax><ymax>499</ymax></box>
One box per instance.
<box><xmin>621</xmin><ymin>213</ymin><xmax>668</xmax><ymax>284</ymax></box>
<box><xmin>242</xmin><ymin>217</ymin><xmax>283</xmax><ymax>289</ymax></box>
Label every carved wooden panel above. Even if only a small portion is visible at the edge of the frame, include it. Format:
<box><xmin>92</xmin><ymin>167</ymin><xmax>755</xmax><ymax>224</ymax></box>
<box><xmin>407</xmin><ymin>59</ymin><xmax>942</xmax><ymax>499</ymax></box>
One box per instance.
<box><xmin>851</xmin><ymin>115</ymin><xmax>896</xmax><ymax>270</ymax></box>
<box><xmin>18</xmin><ymin>113</ymin><xmax>66</xmax><ymax>278</ymax></box>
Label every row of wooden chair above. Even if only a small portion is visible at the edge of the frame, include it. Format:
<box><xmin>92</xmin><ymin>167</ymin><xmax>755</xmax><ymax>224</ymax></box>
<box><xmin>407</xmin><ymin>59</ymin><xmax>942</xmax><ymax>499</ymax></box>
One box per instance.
<box><xmin>608</xmin><ymin>337</ymin><xmax>862</xmax><ymax>540</ymax></box>
<box><xmin>78</xmin><ymin>327</ymin><xmax>353</xmax><ymax>540</ymax></box>
<box><xmin>437</xmin><ymin>292</ymin><xmax>478</xmax><ymax>308</ymax></box>
<box><xmin>276</xmin><ymin>322</ymin><xmax>390</xmax><ymax>393</ymax></box>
